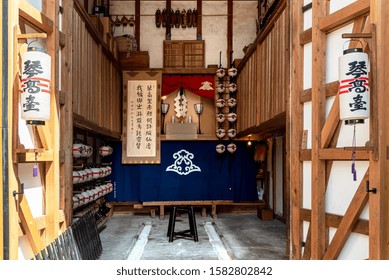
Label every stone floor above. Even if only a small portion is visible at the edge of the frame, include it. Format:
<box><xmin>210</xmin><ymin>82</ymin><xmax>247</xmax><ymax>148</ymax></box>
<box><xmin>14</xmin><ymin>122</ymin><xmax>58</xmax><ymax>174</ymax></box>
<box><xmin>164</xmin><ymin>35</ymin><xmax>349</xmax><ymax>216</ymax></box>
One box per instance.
<box><xmin>98</xmin><ymin>212</ymin><xmax>288</xmax><ymax>260</ymax></box>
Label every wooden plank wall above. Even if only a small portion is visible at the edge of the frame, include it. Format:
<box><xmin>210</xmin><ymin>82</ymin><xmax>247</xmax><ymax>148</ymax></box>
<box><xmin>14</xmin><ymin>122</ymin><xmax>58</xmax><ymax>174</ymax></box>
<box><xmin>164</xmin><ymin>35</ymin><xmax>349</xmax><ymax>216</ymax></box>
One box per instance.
<box><xmin>72</xmin><ymin>7</ymin><xmax>121</xmax><ymax>134</ymax></box>
<box><xmin>237</xmin><ymin>1</ymin><xmax>288</xmax><ymax>134</ymax></box>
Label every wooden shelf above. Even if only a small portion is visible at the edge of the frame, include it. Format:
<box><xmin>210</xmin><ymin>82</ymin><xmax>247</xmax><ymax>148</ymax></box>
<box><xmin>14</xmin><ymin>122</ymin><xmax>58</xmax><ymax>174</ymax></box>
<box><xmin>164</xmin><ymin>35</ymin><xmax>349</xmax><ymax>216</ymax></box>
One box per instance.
<box><xmin>73</xmin><ymin>113</ymin><xmax>121</xmax><ymax>141</ymax></box>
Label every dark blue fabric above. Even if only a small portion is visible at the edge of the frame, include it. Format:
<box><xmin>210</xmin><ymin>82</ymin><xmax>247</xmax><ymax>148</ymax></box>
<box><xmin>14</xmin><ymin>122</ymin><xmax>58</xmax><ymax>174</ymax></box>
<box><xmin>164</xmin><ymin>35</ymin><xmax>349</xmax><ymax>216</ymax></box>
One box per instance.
<box><xmin>106</xmin><ymin>141</ymin><xmax>258</xmax><ymax>202</ymax></box>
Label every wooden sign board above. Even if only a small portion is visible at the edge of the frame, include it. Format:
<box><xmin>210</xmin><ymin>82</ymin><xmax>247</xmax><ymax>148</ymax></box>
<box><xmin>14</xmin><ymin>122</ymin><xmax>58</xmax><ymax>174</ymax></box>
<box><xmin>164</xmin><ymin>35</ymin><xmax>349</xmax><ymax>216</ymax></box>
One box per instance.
<box><xmin>122</xmin><ymin>71</ymin><xmax>162</xmax><ymax>164</ymax></box>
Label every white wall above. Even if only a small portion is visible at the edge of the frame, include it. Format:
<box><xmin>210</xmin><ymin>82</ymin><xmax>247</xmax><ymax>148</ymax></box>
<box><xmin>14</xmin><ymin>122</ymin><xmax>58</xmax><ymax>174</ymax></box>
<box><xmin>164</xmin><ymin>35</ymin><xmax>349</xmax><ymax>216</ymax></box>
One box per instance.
<box><xmin>301</xmin><ymin>0</ymin><xmax>369</xmax><ymax>259</ymax></box>
<box><xmin>111</xmin><ymin>0</ymin><xmax>258</xmax><ymax>68</ymax></box>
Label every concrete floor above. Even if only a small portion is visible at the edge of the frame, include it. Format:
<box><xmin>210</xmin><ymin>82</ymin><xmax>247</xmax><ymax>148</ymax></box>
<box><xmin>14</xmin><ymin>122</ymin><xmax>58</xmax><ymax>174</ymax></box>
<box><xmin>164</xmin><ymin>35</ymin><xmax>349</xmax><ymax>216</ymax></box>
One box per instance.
<box><xmin>98</xmin><ymin>212</ymin><xmax>288</xmax><ymax>260</ymax></box>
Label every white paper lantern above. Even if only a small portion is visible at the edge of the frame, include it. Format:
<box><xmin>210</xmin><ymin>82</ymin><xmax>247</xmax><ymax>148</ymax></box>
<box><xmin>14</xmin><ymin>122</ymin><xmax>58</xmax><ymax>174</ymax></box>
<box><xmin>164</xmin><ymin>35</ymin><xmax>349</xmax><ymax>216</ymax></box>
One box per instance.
<box><xmin>227</xmin><ymin>112</ymin><xmax>237</xmax><ymax>122</ymax></box>
<box><xmin>227</xmin><ymin>143</ymin><xmax>237</xmax><ymax>153</ymax></box>
<box><xmin>72</xmin><ymin>143</ymin><xmax>84</xmax><ymax>158</ymax></box>
<box><xmin>216</xmin><ymin>82</ymin><xmax>225</xmax><ymax>93</ymax></box>
<box><xmin>339</xmin><ymin>48</ymin><xmax>370</xmax><ymax>125</ymax></box>
<box><xmin>228</xmin><ymin>67</ymin><xmax>238</xmax><ymax>77</ymax></box>
<box><xmin>228</xmin><ymin>83</ymin><xmax>237</xmax><ymax>93</ymax></box>
<box><xmin>20</xmin><ymin>44</ymin><xmax>51</xmax><ymax>125</ymax></box>
<box><xmin>216</xmin><ymin>113</ymin><xmax>226</xmax><ymax>123</ymax></box>
<box><xmin>227</xmin><ymin>128</ymin><xmax>237</xmax><ymax>138</ymax></box>
<box><xmin>216</xmin><ymin>68</ymin><xmax>226</xmax><ymax>78</ymax></box>
<box><xmin>99</xmin><ymin>145</ymin><xmax>113</xmax><ymax>157</ymax></box>
<box><xmin>216</xmin><ymin>128</ymin><xmax>226</xmax><ymax>139</ymax></box>
<box><xmin>215</xmin><ymin>98</ymin><xmax>226</xmax><ymax>108</ymax></box>
<box><xmin>72</xmin><ymin>170</ymin><xmax>81</xmax><ymax>184</ymax></box>
<box><xmin>216</xmin><ymin>144</ymin><xmax>225</xmax><ymax>154</ymax></box>
<box><xmin>227</xmin><ymin>98</ymin><xmax>237</xmax><ymax>107</ymax></box>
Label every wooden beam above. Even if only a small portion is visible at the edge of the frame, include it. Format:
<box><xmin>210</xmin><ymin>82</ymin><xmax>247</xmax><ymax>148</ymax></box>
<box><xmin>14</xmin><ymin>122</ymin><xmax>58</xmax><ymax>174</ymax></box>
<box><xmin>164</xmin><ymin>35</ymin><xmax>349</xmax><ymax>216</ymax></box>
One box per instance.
<box><xmin>300</xmin><ymin>208</ymin><xmax>369</xmax><ymax>235</ymax></box>
<box><xmin>18</xmin><ymin>195</ymin><xmax>45</xmax><ymax>255</ymax></box>
<box><xmin>18</xmin><ymin>0</ymin><xmax>54</xmax><ymax>34</ymax></box>
<box><xmin>36</xmin><ymin>124</ymin><xmax>52</xmax><ymax>149</ymax></box>
<box><xmin>300</xmin><ymin>81</ymin><xmax>338</xmax><ymax>103</ymax></box>
<box><xmin>300</xmin><ymin>27</ymin><xmax>311</xmax><ymax>45</ymax></box>
<box><xmin>319</xmin><ymin>0</ymin><xmax>370</xmax><ymax>32</ymax></box>
<box><xmin>323</xmin><ymin>171</ymin><xmax>369</xmax><ymax>259</ymax></box>
<box><xmin>16</xmin><ymin>150</ymin><xmax>54</xmax><ymax>162</ymax></box>
<box><xmin>301</xmin><ymin>148</ymin><xmax>371</xmax><ymax>161</ymax></box>
<box><xmin>311</xmin><ymin>0</ymin><xmax>327</xmax><ymax>259</ymax></box>
<box><xmin>290</xmin><ymin>0</ymin><xmax>304</xmax><ymax>260</ymax></box>
<box><xmin>321</xmin><ymin>94</ymin><xmax>340</xmax><ymax>148</ymax></box>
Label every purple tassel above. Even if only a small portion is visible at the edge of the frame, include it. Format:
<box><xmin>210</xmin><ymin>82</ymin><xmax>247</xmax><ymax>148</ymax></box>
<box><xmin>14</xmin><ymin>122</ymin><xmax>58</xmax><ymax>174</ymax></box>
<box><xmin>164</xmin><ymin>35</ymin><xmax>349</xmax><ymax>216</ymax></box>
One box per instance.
<box><xmin>351</xmin><ymin>162</ymin><xmax>355</xmax><ymax>173</ymax></box>
<box><xmin>353</xmin><ymin>171</ymin><xmax>357</xmax><ymax>181</ymax></box>
<box><xmin>33</xmin><ymin>164</ymin><xmax>38</xmax><ymax>177</ymax></box>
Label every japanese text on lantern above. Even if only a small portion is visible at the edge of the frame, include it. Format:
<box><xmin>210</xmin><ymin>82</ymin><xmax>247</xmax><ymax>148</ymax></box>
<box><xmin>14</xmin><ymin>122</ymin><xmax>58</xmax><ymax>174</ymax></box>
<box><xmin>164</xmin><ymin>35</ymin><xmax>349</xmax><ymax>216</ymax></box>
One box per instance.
<box><xmin>127</xmin><ymin>80</ymin><xmax>157</xmax><ymax>157</ymax></box>
<box><xmin>340</xmin><ymin>60</ymin><xmax>369</xmax><ymax>112</ymax></box>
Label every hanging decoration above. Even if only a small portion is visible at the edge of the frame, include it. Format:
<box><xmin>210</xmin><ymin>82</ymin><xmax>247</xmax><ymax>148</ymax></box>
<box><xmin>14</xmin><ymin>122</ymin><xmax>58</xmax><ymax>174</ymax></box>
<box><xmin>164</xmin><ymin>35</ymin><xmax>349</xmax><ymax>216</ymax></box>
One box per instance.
<box><xmin>174</xmin><ymin>87</ymin><xmax>188</xmax><ymax>120</ymax></box>
<box><xmin>226</xmin><ymin>51</ymin><xmax>238</xmax><ymax>156</ymax></box>
<box><xmin>214</xmin><ymin>50</ymin><xmax>238</xmax><ymax>158</ymax></box>
<box><xmin>155</xmin><ymin>8</ymin><xmax>197</xmax><ymax>29</ymax></box>
<box><xmin>155</xmin><ymin>9</ymin><xmax>161</xmax><ymax>27</ymax></box>
<box><xmin>338</xmin><ymin>46</ymin><xmax>370</xmax><ymax>181</ymax></box>
<box><xmin>20</xmin><ymin>40</ymin><xmax>51</xmax><ymax>126</ymax></box>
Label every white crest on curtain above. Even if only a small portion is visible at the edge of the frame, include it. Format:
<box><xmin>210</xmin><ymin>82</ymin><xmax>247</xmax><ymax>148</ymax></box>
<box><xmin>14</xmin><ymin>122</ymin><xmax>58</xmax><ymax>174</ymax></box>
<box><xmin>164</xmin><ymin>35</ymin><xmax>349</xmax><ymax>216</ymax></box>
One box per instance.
<box><xmin>166</xmin><ymin>149</ymin><xmax>201</xmax><ymax>175</ymax></box>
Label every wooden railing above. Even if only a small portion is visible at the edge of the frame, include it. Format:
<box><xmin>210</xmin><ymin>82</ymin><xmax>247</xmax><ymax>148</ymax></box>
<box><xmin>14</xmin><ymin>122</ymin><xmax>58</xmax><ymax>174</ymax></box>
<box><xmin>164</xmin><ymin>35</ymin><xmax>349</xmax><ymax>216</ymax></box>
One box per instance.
<box><xmin>237</xmin><ymin>0</ymin><xmax>289</xmax><ymax>137</ymax></box>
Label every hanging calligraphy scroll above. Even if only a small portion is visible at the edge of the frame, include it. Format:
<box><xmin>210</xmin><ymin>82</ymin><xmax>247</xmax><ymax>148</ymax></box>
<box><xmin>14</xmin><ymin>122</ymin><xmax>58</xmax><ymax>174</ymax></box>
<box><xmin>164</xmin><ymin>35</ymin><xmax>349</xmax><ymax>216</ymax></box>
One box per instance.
<box><xmin>122</xmin><ymin>71</ymin><xmax>162</xmax><ymax>164</ymax></box>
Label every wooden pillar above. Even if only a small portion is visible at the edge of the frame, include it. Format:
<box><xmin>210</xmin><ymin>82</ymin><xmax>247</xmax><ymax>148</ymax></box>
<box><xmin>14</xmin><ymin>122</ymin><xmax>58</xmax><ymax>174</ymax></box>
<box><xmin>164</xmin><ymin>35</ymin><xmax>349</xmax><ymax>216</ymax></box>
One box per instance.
<box><xmin>61</xmin><ymin>0</ymin><xmax>74</xmax><ymax>226</ymax></box>
<box><xmin>290</xmin><ymin>0</ymin><xmax>304</xmax><ymax>260</ymax></box>
<box><xmin>227</xmin><ymin>0</ymin><xmax>233</xmax><ymax>67</ymax></box>
<box><xmin>311</xmin><ymin>0</ymin><xmax>327</xmax><ymax>259</ymax></box>
<box><xmin>42</xmin><ymin>0</ymin><xmax>60</xmax><ymax>244</ymax></box>
<box><xmin>196</xmin><ymin>0</ymin><xmax>202</xmax><ymax>40</ymax></box>
<box><xmin>135</xmin><ymin>0</ymin><xmax>140</xmax><ymax>49</ymax></box>
<box><xmin>369</xmin><ymin>0</ymin><xmax>389</xmax><ymax>259</ymax></box>
<box><xmin>165</xmin><ymin>0</ymin><xmax>171</xmax><ymax>40</ymax></box>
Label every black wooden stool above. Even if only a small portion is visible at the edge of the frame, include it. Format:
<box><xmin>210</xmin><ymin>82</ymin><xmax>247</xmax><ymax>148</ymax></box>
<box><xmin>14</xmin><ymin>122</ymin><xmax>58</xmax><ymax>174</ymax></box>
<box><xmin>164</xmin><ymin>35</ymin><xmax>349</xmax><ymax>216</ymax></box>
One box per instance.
<box><xmin>167</xmin><ymin>206</ymin><xmax>198</xmax><ymax>242</ymax></box>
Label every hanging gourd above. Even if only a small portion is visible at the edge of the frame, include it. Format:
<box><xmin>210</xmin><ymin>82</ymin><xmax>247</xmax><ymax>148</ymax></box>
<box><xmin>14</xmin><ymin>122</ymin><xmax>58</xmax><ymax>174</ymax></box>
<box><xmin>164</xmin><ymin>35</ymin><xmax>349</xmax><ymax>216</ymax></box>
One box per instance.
<box><xmin>162</xmin><ymin>9</ymin><xmax>167</xmax><ymax>27</ymax></box>
<box><xmin>181</xmin><ymin>9</ymin><xmax>187</xmax><ymax>28</ymax></box>
<box><xmin>20</xmin><ymin>41</ymin><xmax>51</xmax><ymax>125</ymax></box>
<box><xmin>187</xmin><ymin>9</ymin><xmax>193</xmax><ymax>28</ymax></box>
<box><xmin>192</xmin><ymin>9</ymin><xmax>198</xmax><ymax>27</ymax></box>
<box><xmin>129</xmin><ymin>15</ymin><xmax>135</xmax><ymax>27</ymax></box>
<box><xmin>155</xmin><ymin>9</ymin><xmax>161</xmax><ymax>27</ymax></box>
<box><xmin>169</xmin><ymin>9</ymin><xmax>175</xmax><ymax>28</ymax></box>
<box><xmin>339</xmin><ymin>47</ymin><xmax>370</xmax><ymax>125</ymax></box>
<box><xmin>175</xmin><ymin>9</ymin><xmax>181</xmax><ymax>28</ymax></box>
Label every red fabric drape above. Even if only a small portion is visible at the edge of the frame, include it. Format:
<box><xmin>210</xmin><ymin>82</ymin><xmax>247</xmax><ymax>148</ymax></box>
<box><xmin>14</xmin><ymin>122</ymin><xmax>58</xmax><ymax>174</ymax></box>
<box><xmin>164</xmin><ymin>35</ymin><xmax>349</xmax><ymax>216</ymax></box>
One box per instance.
<box><xmin>162</xmin><ymin>75</ymin><xmax>215</xmax><ymax>99</ymax></box>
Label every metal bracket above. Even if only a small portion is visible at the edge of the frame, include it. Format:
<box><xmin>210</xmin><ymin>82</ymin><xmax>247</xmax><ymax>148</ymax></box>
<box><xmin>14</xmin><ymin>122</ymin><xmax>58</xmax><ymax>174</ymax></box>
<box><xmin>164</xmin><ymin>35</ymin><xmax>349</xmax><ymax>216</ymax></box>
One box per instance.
<box><xmin>13</xmin><ymin>183</ymin><xmax>24</xmax><ymax>197</ymax></box>
<box><xmin>366</xmin><ymin>180</ymin><xmax>377</xmax><ymax>194</ymax></box>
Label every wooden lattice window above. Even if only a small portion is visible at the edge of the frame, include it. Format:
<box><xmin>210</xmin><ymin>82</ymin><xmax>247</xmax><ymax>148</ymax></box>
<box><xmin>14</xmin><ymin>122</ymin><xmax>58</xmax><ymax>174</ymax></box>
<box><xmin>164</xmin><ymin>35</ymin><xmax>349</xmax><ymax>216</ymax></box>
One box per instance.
<box><xmin>163</xmin><ymin>40</ymin><xmax>205</xmax><ymax>68</ymax></box>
